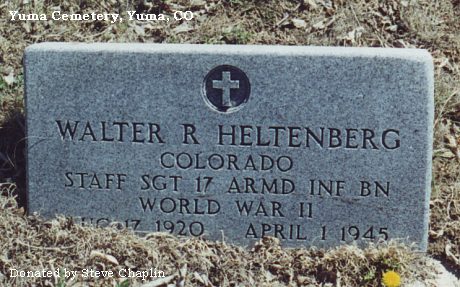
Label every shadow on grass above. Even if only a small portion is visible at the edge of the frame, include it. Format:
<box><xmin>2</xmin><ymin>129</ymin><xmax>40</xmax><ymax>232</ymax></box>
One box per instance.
<box><xmin>0</xmin><ymin>109</ymin><xmax>26</xmax><ymax>208</ymax></box>
<box><xmin>432</xmin><ymin>253</ymin><xmax>460</xmax><ymax>279</ymax></box>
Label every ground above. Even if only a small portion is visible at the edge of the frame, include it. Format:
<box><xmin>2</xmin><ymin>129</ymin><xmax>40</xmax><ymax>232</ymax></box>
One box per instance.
<box><xmin>0</xmin><ymin>0</ymin><xmax>459</xmax><ymax>286</ymax></box>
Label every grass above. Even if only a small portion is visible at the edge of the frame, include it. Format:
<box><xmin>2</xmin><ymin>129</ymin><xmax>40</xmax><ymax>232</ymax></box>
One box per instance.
<box><xmin>0</xmin><ymin>192</ymin><xmax>434</xmax><ymax>286</ymax></box>
<box><xmin>0</xmin><ymin>0</ymin><xmax>459</xmax><ymax>285</ymax></box>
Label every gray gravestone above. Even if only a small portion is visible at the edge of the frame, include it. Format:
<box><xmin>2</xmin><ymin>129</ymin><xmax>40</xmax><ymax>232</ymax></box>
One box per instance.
<box><xmin>24</xmin><ymin>43</ymin><xmax>433</xmax><ymax>250</ymax></box>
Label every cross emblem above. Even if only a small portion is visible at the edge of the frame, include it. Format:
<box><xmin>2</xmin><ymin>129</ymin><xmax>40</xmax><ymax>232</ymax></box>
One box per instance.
<box><xmin>212</xmin><ymin>71</ymin><xmax>240</xmax><ymax>107</ymax></box>
<box><xmin>202</xmin><ymin>65</ymin><xmax>250</xmax><ymax>113</ymax></box>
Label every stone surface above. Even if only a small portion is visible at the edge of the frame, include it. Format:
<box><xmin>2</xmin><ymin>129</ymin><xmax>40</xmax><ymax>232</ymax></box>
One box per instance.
<box><xmin>24</xmin><ymin>43</ymin><xmax>433</xmax><ymax>249</ymax></box>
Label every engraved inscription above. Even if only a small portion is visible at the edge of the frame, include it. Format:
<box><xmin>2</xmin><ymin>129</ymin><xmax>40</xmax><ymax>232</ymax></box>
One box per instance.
<box><xmin>58</xmin><ymin>120</ymin><xmax>399</xmax><ymax>246</ymax></box>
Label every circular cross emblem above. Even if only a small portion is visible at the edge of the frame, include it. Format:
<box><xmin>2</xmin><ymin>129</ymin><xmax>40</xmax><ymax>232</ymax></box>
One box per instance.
<box><xmin>202</xmin><ymin>65</ymin><xmax>251</xmax><ymax>113</ymax></box>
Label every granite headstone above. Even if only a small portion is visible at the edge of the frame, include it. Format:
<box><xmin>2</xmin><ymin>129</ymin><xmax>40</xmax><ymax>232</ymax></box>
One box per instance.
<box><xmin>24</xmin><ymin>43</ymin><xmax>433</xmax><ymax>250</ymax></box>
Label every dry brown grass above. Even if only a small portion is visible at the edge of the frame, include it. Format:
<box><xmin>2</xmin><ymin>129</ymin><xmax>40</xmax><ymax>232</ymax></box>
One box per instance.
<box><xmin>0</xmin><ymin>189</ymin><xmax>434</xmax><ymax>286</ymax></box>
<box><xmin>0</xmin><ymin>0</ymin><xmax>459</xmax><ymax>285</ymax></box>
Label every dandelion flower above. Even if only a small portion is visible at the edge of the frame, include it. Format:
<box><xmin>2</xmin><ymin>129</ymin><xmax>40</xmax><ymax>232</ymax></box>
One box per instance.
<box><xmin>382</xmin><ymin>270</ymin><xmax>401</xmax><ymax>287</ymax></box>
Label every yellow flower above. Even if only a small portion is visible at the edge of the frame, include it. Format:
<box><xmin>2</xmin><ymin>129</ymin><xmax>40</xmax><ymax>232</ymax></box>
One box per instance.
<box><xmin>382</xmin><ymin>270</ymin><xmax>401</xmax><ymax>287</ymax></box>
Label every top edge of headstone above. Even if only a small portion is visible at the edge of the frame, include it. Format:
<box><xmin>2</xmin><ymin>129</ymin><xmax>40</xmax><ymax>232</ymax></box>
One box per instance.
<box><xmin>25</xmin><ymin>42</ymin><xmax>432</xmax><ymax>61</ymax></box>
